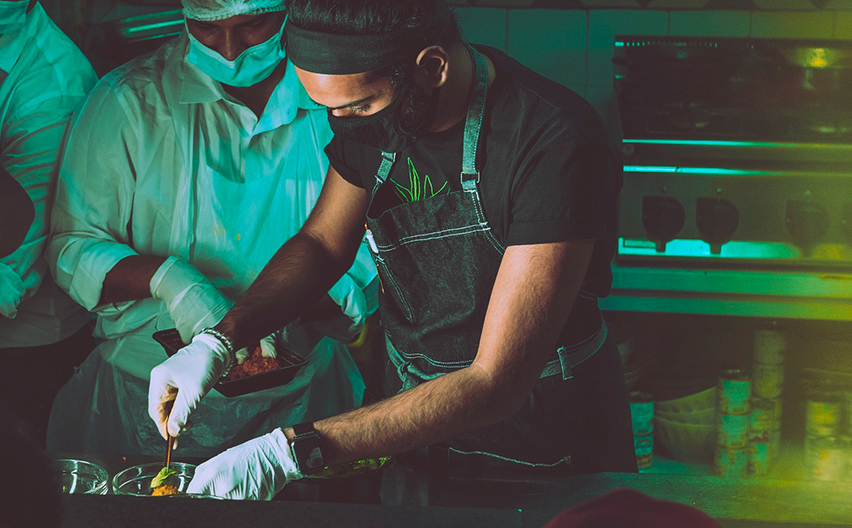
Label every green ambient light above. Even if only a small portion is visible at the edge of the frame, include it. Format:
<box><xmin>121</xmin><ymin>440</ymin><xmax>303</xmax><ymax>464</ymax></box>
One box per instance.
<box><xmin>124</xmin><ymin>20</ymin><xmax>184</xmax><ymax>35</ymax></box>
<box><xmin>622</xmin><ymin>138</ymin><xmax>852</xmax><ymax>149</ymax></box>
<box><xmin>623</xmin><ymin>166</ymin><xmax>780</xmax><ymax>176</ymax></box>
<box><xmin>623</xmin><ymin>165</ymin><xmax>678</xmax><ymax>173</ymax></box>
<box><xmin>619</xmin><ymin>239</ymin><xmax>800</xmax><ymax>259</ymax></box>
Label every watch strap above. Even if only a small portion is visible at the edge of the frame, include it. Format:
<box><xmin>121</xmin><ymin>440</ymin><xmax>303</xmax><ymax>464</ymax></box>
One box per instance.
<box><xmin>290</xmin><ymin>422</ymin><xmax>325</xmax><ymax>475</ymax></box>
<box><xmin>292</xmin><ymin>422</ymin><xmax>316</xmax><ymax>438</ymax></box>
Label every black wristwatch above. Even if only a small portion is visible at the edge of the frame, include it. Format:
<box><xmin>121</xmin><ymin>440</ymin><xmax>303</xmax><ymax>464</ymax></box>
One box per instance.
<box><xmin>290</xmin><ymin>422</ymin><xmax>325</xmax><ymax>475</ymax></box>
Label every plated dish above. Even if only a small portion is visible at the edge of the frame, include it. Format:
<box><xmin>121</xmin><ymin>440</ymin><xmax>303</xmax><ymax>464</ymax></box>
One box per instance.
<box><xmin>112</xmin><ymin>462</ymin><xmax>196</xmax><ymax>497</ymax></box>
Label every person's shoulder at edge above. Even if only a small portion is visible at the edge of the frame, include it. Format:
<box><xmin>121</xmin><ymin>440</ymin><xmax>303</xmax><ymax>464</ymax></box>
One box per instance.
<box><xmin>474</xmin><ymin>44</ymin><xmax>611</xmax><ymax>146</ymax></box>
<box><xmin>9</xmin><ymin>5</ymin><xmax>96</xmax><ymax>100</ymax></box>
<box><xmin>94</xmin><ymin>35</ymin><xmax>186</xmax><ymax>100</ymax></box>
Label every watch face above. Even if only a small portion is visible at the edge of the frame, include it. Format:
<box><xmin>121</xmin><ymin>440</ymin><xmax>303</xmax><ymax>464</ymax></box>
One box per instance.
<box><xmin>306</xmin><ymin>447</ymin><xmax>324</xmax><ymax>470</ymax></box>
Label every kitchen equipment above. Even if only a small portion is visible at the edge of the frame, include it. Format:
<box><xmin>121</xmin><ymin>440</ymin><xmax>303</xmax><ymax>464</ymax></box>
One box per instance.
<box><xmin>113</xmin><ymin>462</ymin><xmax>196</xmax><ymax>496</ymax></box>
<box><xmin>152</xmin><ymin>329</ymin><xmax>307</xmax><ymax>397</ymax></box>
<box><xmin>655</xmin><ymin>415</ymin><xmax>715</xmax><ymax>463</ymax></box>
<box><xmin>163</xmin><ymin>399</ymin><xmax>174</xmax><ymax>469</ymax></box>
<box><xmin>51</xmin><ymin>459</ymin><xmax>109</xmax><ymax>495</ymax></box>
<box><xmin>84</xmin><ymin>5</ymin><xmax>184</xmax><ymax>75</ymax></box>
<box><xmin>654</xmin><ymin>386</ymin><xmax>717</xmax><ymax>416</ymax></box>
<box><xmin>750</xmin><ymin>41</ymin><xmax>852</xmax><ymax>109</ymax></box>
<box><xmin>614</xmin><ymin>37</ymin><xmax>747</xmax><ymax>101</ymax></box>
<box><xmin>652</xmin><ymin>387</ymin><xmax>717</xmax><ymax>462</ymax></box>
<box><xmin>165</xmin><ymin>432</ymin><xmax>173</xmax><ymax>468</ymax></box>
<box><xmin>609</xmin><ymin>36</ymin><xmax>852</xmax><ymax>321</ymax></box>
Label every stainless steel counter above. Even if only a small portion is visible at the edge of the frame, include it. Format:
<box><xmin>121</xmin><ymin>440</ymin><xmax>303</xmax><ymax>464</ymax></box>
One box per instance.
<box><xmin>55</xmin><ymin>452</ymin><xmax>852</xmax><ymax>527</ymax></box>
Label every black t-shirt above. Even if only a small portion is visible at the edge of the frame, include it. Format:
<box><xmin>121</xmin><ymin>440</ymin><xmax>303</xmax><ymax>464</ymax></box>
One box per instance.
<box><xmin>326</xmin><ymin>45</ymin><xmax>622</xmax><ymax>299</ymax></box>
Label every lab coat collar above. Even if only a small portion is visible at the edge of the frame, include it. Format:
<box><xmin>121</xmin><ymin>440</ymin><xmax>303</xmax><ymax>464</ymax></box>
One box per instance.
<box><xmin>176</xmin><ymin>33</ymin><xmax>323</xmax><ymax>132</ymax></box>
<box><xmin>254</xmin><ymin>57</ymin><xmax>324</xmax><ymax>134</ymax></box>
<box><xmin>177</xmin><ymin>34</ymin><xmax>225</xmax><ymax>105</ymax></box>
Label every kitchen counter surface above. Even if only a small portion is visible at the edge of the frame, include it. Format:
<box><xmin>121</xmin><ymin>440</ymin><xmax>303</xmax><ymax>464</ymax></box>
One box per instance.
<box><xmin>55</xmin><ymin>452</ymin><xmax>852</xmax><ymax>527</ymax></box>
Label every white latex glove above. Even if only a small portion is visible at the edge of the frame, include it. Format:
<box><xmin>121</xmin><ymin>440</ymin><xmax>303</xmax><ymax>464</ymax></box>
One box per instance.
<box><xmin>150</xmin><ymin>256</ymin><xmax>232</xmax><ymax>343</ymax></box>
<box><xmin>186</xmin><ymin>428</ymin><xmax>303</xmax><ymax>500</ymax></box>
<box><xmin>148</xmin><ymin>332</ymin><xmax>231</xmax><ymax>439</ymax></box>
<box><xmin>234</xmin><ymin>334</ymin><xmax>277</xmax><ymax>364</ymax></box>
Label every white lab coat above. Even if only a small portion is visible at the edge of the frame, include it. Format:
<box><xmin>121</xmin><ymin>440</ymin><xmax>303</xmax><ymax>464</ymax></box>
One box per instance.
<box><xmin>0</xmin><ymin>3</ymin><xmax>96</xmax><ymax>347</ymax></box>
<box><xmin>46</xmin><ymin>33</ymin><xmax>378</xmax><ymax>456</ymax></box>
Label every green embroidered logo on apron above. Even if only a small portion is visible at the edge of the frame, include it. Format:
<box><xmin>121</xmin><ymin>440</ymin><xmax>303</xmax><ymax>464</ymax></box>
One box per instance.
<box><xmin>388</xmin><ymin>158</ymin><xmax>448</xmax><ymax>203</ymax></box>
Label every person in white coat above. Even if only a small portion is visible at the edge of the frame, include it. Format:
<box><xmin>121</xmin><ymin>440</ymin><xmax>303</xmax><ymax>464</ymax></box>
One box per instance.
<box><xmin>46</xmin><ymin>0</ymin><xmax>378</xmax><ymax>457</ymax></box>
<box><xmin>0</xmin><ymin>0</ymin><xmax>97</xmax><ymax>448</ymax></box>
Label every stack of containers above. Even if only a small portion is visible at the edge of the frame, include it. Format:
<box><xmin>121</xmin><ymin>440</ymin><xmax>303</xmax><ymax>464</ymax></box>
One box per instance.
<box><xmin>844</xmin><ymin>391</ymin><xmax>852</xmax><ymax>478</ymax></box>
<box><xmin>629</xmin><ymin>391</ymin><xmax>655</xmax><ymax>471</ymax></box>
<box><xmin>747</xmin><ymin>398</ymin><xmax>774</xmax><ymax>476</ymax></box>
<box><xmin>751</xmin><ymin>329</ymin><xmax>786</xmax><ymax>473</ymax></box>
<box><xmin>714</xmin><ymin>370</ymin><xmax>751</xmax><ymax>477</ymax></box>
<box><xmin>805</xmin><ymin>390</ymin><xmax>845</xmax><ymax>481</ymax></box>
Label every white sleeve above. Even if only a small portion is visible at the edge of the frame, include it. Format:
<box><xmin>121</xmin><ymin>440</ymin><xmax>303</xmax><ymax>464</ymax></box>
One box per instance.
<box><xmin>0</xmin><ymin>93</ymin><xmax>87</xmax><ymax>318</ymax></box>
<box><xmin>47</xmin><ymin>80</ymin><xmax>140</xmax><ymax>312</ymax></box>
<box><xmin>317</xmin><ymin>236</ymin><xmax>379</xmax><ymax>341</ymax></box>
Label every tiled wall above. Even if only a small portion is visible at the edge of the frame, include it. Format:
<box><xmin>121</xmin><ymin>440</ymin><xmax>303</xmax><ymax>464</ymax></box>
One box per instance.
<box><xmin>454</xmin><ymin>7</ymin><xmax>850</xmax><ymax>118</ymax></box>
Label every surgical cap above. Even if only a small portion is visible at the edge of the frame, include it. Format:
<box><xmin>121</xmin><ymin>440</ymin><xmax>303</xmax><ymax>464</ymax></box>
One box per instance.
<box><xmin>182</xmin><ymin>0</ymin><xmax>285</xmax><ymax>21</ymax></box>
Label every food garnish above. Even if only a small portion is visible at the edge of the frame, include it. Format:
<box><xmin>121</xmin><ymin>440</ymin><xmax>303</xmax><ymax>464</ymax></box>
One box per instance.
<box><xmin>151</xmin><ymin>483</ymin><xmax>180</xmax><ymax>496</ymax></box>
<box><xmin>151</xmin><ymin>467</ymin><xmax>178</xmax><ymax>489</ymax></box>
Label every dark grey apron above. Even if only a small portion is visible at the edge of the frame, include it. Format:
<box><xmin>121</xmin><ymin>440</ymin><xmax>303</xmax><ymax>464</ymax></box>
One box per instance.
<box><xmin>364</xmin><ymin>47</ymin><xmax>636</xmax><ymax>472</ymax></box>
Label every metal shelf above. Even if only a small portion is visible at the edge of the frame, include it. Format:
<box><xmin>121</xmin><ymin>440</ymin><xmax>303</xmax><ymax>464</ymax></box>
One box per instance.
<box><xmin>602</xmin><ymin>264</ymin><xmax>852</xmax><ymax>321</ymax></box>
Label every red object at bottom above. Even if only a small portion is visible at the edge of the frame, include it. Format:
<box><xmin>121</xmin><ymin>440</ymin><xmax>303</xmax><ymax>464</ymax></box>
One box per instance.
<box><xmin>543</xmin><ymin>489</ymin><xmax>722</xmax><ymax>528</ymax></box>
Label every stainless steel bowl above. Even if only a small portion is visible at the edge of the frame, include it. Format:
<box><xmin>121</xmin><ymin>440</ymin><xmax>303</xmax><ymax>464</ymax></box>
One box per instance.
<box><xmin>52</xmin><ymin>459</ymin><xmax>109</xmax><ymax>495</ymax></box>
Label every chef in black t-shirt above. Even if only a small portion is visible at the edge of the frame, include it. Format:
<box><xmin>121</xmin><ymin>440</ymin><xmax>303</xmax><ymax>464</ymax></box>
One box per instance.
<box><xmin>151</xmin><ymin>0</ymin><xmax>637</xmax><ymax>500</ymax></box>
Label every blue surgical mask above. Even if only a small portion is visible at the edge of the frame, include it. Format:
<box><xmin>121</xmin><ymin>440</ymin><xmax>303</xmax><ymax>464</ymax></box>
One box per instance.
<box><xmin>186</xmin><ymin>19</ymin><xmax>286</xmax><ymax>87</ymax></box>
<box><xmin>0</xmin><ymin>0</ymin><xmax>29</xmax><ymax>33</ymax></box>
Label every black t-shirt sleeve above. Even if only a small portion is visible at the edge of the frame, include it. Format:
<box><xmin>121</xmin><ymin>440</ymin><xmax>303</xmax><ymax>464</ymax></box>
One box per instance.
<box><xmin>324</xmin><ymin>135</ymin><xmax>366</xmax><ymax>189</ymax></box>
<box><xmin>505</xmin><ymin>132</ymin><xmax>620</xmax><ymax>247</ymax></box>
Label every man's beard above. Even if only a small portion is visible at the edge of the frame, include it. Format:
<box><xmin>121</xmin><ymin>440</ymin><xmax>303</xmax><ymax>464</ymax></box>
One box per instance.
<box><xmin>399</xmin><ymin>81</ymin><xmax>440</xmax><ymax>135</ymax></box>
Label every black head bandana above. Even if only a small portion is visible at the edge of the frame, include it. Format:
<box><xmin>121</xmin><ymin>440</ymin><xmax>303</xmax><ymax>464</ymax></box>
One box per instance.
<box><xmin>286</xmin><ymin>4</ymin><xmax>452</xmax><ymax>75</ymax></box>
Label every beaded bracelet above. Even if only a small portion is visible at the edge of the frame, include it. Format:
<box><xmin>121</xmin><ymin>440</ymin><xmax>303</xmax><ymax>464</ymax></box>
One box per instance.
<box><xmin>200</xmin><ymin>327</ymin><xmax>236</xmax><ymax>377</ymax></box>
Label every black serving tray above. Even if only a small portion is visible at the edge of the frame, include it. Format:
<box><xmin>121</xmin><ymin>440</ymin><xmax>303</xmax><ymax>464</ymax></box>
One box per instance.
<box><xmin>152</xmin><ymin>329</ymin><xmax>307</xmax><ymax>398</ymax></box>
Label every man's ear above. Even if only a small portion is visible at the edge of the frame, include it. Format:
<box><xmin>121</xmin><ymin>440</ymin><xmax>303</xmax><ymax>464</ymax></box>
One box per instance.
<box><xmin>416</xmin><ymin>45</ymin><xmax>450</xmax><ymax>89</ymax></box>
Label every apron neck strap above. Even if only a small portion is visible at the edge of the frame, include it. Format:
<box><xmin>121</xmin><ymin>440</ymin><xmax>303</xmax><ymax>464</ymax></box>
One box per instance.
<box><xmin>375</xmin><ymin>151</ymin><xmax>396</xmax><ymax>185</ymax></box>
<box><xmin>460</xmin><ymin>45</ymin><xmax>489</xmax><ymax>191</ymax></box>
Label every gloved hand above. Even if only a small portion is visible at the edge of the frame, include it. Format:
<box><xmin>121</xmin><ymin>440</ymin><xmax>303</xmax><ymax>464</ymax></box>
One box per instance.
<box><xmin>150</xmin><ymin>256</ymin><xmax>232</xmax><ymax>343</ymax></box>
<box><xmin>234</xmin><ymin>333</ymin><xmax>277</xmax><ymax>364</ymax></box>
<box><xmin>148</xmin><ymin>332</ymin><xmax>231</xmax><ymax>439</ymax></box>
<box><xmin>185</xmin><ymin>428</ymin><xmax>303</xmax><ymax>500</ymax></box>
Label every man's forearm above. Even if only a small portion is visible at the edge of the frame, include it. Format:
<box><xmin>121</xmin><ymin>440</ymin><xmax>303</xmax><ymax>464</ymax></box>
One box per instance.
<box><xmin>216</xmin><ymin>231</ymin><xmax>353</xmax><ymax>350</ymax></box>
<box><xmin>100</xmin><ymin>255</ymin><xmax>167</xmax><ymax>304</ymax></box>
<box><xmin>286</xmin><ymin>364</ymin><xmax>519</xmax><ymax>466</ymax></box>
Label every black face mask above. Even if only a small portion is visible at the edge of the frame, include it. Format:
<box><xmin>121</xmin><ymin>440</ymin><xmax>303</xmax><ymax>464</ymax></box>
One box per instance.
<box><xmin>327</xmin><ymin>79</ymin><xmax>441</xmax><ymax>153</ymax></box>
